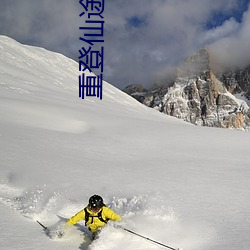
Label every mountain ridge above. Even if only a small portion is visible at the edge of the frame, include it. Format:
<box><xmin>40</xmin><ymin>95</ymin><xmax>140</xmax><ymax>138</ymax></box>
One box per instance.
<box><xmin>123</xmin><ymin>49</ymin><xmax>250</xmax><ymax>130</ymax></box>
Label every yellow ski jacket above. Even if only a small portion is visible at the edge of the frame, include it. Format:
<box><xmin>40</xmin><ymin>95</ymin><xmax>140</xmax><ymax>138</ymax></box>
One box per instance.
<box><xmin>67</xmin><ymin>206</ymin><xmax>121</xmax><ymax>233</ymax></box>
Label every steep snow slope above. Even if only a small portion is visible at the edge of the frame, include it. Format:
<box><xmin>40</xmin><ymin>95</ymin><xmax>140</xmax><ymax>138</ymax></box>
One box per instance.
<box><xmin>0</xmin><ymin>36</ymin><xmax>250</xmax><ymax>250</ymax></box>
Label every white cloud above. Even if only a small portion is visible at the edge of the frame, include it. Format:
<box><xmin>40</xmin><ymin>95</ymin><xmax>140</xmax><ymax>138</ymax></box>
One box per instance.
<box><xmin>209</xmin><ymin>5</ymin><xmax>250</xmax><ymax>68</ymax></box>
<box><xmin>200</xmin><ymin>17</ymin><xmax>240</xmax><ymax>45</ymax></box>
<box><xmin>103</xmin><ymin>0</ymin><xmax>247</xmax><ymax>87</ymax></box>
<box><xmin>0</xmin><ymin>0</ymin><xmax>249</xmax><ymax>88</ymax></box>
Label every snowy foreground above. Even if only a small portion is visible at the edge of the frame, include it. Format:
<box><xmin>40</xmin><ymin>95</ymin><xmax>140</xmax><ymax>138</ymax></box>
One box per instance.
<box><xmin>0</xmin><ymin>36</ymin><xmax>250</xmax><ymax>250</ymax></box>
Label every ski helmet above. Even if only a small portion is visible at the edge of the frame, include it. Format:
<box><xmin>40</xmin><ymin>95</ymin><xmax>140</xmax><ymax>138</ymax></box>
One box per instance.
<box><xmin>89</xmin><ymin>195</ymin><xmax>104</xmax><ymax>210</ymax></box>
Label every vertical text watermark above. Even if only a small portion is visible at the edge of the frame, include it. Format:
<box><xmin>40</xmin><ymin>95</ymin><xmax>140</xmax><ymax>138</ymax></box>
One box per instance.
<box><xmin>78</xmin><ymin>0</ymin><xmax>105</xmax><ymax>100</ymax></box>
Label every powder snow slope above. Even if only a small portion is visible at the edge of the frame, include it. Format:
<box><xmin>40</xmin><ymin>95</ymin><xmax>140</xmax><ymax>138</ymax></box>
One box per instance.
<box><xmin>0</xmin><ymin>35</ymin><xmax>250</xmax><ymax>250</ymax></box>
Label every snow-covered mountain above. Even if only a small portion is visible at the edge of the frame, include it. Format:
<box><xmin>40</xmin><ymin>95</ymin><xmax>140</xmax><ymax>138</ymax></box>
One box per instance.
<box><xmin>1</xmin><ymin>36</ymin><xmax>250</xmax><ymax>250</ymax></box>
<box><xmin>124</xmin><ymin>49</ymin><xmax>250</xmax><ymax>130</ymax></box>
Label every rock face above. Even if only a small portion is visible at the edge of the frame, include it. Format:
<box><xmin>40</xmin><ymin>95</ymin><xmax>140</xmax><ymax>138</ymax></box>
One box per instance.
<box><xmin>123</xmin><ymin>84</ymin><xmax>147</xmax><ymax>103</ymax></box>
<box><xmin>124</xmin><ymin>49</ymin><xmax>250</xmax><ymax>130</ymax></box>
<box><xmin>218</xmin><ymin>66</ymin><xmax>250</xmax><ymax>100</ymax></box>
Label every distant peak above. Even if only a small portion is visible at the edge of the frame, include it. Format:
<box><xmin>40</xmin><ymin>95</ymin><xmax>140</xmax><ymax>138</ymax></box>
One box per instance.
<box><xmin>177</xmin><ymin>49</ymin><xmax>211</xmax><ymax>78</ymax></box>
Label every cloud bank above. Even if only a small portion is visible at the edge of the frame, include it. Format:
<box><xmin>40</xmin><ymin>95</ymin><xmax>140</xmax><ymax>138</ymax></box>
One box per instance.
<box><xmin>0</xmin><ymin>0</ymin><xmax>249</xmax><ymax>89</ymax></box>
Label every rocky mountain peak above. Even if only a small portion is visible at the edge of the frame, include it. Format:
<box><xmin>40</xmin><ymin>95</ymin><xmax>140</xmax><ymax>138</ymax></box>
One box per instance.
<box><xmin>177</xmin><ymin>49</ymin><xmax>210</xmax><ymax>78</ymax></box>
<box><xmin>123</xmin><ymin>49</ymin><xmax>250</xmax><ymax>130</ymax></box>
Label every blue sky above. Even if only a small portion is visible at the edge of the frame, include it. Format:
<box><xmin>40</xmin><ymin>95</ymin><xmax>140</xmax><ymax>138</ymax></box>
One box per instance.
<box><xmin>0</xmin><ymin>0</ymin><xmax>249</xmax><ymax>89</ymax></box>
<box><xmin>206</xmin><ymin>0</ymin><xmax>249</xmax><ymax>28</ymax></box>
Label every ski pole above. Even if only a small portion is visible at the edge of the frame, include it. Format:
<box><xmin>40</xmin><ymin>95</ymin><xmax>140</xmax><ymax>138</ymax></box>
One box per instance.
<box><xmin>37</xmin><ymin>220</ymin><xmax>48</xmax><ymax>231</ymax></box>
<box><xmin>122</xmin><ymin>227</ymin><xmax>180</xmax><ymax>250</ymax></box>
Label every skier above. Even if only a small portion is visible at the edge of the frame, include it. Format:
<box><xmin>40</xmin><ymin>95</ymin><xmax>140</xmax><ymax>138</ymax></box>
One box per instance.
<box><xmin>66</xmin><ymin>194</ymin><xmax>122</xmax><ymax>239</ymax></box>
